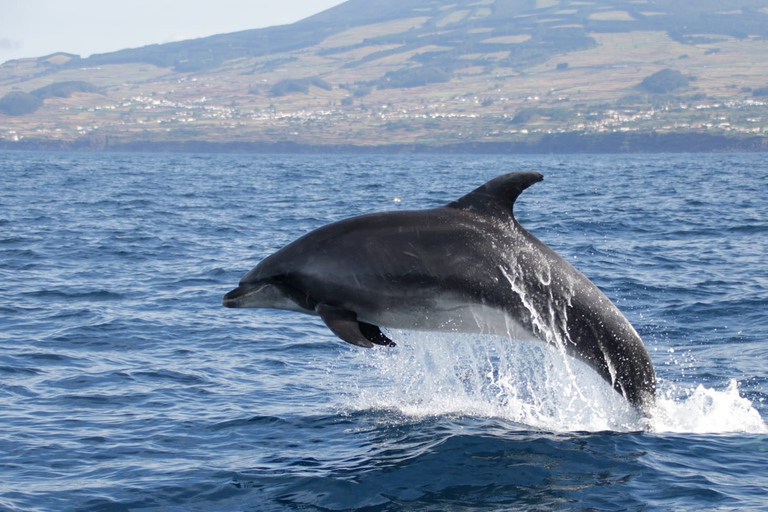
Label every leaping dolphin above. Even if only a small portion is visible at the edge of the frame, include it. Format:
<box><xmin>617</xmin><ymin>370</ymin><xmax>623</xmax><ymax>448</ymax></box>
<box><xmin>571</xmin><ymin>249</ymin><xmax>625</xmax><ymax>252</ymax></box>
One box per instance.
<box><xmin>223</xmin><ymin>172</ymin><xmax>656</xmax><ymax>410</ymax></box>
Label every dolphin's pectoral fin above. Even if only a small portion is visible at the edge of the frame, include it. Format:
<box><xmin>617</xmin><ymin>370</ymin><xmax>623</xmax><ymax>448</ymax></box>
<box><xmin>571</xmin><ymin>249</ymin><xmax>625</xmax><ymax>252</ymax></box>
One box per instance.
<box><xmin>316</xmin><ymin>304</ymin><xmax>372</xmax><ymax>348</ymax></box>
<box><xmin>358</xmin><ymin>321</ymin><xmax>396</xmax><ymax>347</ymax></box>
<box><xmin>316</xmin><ymin>304</ymin><xmax>394</xmax><ymax>348</ymax></box>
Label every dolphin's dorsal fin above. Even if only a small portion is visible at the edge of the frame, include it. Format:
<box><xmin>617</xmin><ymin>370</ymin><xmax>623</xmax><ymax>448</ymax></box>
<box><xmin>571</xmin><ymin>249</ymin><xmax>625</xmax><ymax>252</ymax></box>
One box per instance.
<box><xmin>446</xmin><ymin>171</ymin><xmax>543</xmax><ymax>218</ymax></box>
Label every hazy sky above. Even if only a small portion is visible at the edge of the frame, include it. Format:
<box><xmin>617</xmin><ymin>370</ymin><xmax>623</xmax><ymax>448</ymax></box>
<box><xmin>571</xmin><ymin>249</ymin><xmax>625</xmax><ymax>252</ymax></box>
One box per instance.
<box><xmin>0</xmin><ymin>0</ymin><xmax>347</xmax><ymax>63</ymax></box>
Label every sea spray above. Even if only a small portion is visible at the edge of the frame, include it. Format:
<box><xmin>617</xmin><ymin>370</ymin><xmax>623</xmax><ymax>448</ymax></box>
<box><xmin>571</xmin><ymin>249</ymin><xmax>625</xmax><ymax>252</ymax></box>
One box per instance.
<box><xmin>337</xmin><ymin>331</ymin><xmax>767</xmax><ymax>434</ymax></box>
<box><xmin>340</xmin><ymin>331</ymin><xmax>639</xmax><ymax>432</ymax></box>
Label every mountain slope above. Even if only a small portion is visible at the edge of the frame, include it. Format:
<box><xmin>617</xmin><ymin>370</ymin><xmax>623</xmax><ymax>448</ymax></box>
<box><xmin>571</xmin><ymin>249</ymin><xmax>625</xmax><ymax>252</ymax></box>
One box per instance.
<box><xmin>66</xmin><ymin>0</ymin><xmax>768</xmax><ymax>72</ymax></box>
<box><xmin>1</xmin><ymin>0</ymin><xmax>767</xmax><ymax>151</ymax></box>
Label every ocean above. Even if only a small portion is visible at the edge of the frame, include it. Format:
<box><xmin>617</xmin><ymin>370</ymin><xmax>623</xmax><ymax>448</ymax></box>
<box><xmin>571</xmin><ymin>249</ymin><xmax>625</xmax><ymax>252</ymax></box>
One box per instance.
<box><xmin>1</xmin><ymin>151</ymin><xmax>766</xmax><ymax>511</ymax></box>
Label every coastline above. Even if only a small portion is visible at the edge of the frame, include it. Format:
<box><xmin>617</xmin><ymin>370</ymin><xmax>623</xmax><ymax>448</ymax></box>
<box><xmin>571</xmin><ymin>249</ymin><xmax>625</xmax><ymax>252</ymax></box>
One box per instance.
<box><xmin>2</xmin><ymin>132</ymin><xmax>767</xmax><ymax>154</ymax></box>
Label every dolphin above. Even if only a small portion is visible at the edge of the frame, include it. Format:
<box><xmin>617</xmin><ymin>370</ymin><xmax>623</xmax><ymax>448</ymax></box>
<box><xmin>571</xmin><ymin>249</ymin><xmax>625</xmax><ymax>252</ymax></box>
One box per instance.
<box><xmin>223</xmin><ymin>172</ymin><xmax>656</xmax><ymax>409</ymax></box>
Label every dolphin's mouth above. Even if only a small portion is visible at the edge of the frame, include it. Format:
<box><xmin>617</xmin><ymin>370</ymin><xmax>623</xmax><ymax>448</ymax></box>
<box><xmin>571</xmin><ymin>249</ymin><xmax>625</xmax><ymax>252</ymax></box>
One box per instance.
<box><xmin>222</xmin><ymin>283</ymin><xmax>267</xmax><ymax>308</ymax></box>
<box><xmin>222</xmin><ymin>280</ymin><xmax>310</xmax><ymax>313</ymax></box>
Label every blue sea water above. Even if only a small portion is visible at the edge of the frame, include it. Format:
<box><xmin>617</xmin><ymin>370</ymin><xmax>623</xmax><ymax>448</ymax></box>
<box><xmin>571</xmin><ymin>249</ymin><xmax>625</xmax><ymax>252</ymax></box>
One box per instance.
<box><xmin>1</xmin><ymin>150</ymin><xmax>767</xmax><ymax>511</ymax></box>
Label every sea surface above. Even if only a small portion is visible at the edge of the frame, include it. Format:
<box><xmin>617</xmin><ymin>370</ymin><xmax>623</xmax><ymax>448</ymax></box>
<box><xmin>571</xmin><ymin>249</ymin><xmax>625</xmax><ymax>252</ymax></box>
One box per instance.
<box><xmin>1</xmin><ymin>151</ymin><xmax>767</xmax><ymax>511</ymax></box>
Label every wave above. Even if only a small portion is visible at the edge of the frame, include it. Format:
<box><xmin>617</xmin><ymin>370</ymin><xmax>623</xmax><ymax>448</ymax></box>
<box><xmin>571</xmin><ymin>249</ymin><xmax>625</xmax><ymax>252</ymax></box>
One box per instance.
<box><xmin>22</xmin><ymin>289</ymin><xmax>125</xmax><ymax>301</ymax></box>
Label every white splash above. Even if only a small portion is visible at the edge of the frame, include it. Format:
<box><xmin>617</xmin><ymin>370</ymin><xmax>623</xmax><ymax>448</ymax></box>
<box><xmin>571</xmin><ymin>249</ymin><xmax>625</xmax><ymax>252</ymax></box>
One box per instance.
<box><xmin>341</xmin><ymin>331</ymin><xmax>639</xmax><ymax>432</ymax></box>
<box><xmin>649</xmin><ymin>380</ymin><xmax>768</xmax><ymax>434</ymax></box>
<box><xmin>338</xmin><ymin>331</ymin><xmax>768</xmax><ymax>434</ymax></box>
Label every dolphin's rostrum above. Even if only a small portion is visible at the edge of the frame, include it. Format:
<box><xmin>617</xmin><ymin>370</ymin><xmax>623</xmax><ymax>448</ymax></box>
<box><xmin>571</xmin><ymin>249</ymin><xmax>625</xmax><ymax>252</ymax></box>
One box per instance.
<box><xmin>223</xmin><ymin>172</ymin><xmax>656</xmax><ymax>410</ymax></box>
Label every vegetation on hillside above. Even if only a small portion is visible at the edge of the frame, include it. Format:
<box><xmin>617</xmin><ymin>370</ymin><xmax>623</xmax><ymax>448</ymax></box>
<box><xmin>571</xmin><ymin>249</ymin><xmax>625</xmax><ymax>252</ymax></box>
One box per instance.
<box><xmin>0</xmin><ymin>81</ymin><xmax>98</xmax><ymax>116</ymax></box>
<box><xmin>324</xmin><ymin>21</ymin><xmax>597</xmax><ymax>76</ymax></box>
<box><xmin>639</xmin><ymin>69</ymin><xmax>690</xmax><ymax>94</ymax></box>
<box><xmin>269</xmin><ymin>77</ymin><xmax>333</xmax><ymax>96</ymax></box>
<box><xmin>374</xmin><ymin>66</ymin><xmax>450</xmax><ymax>89</ymax></box>
<box><xmin>0</xmin><ymin>92</ymin><xmax>42</xmax><ymax>116</ymax></box>
<box><xmin>32</xmin><ymin>81</ymin><xmax>99</xmax><ymax>99</ymax></box>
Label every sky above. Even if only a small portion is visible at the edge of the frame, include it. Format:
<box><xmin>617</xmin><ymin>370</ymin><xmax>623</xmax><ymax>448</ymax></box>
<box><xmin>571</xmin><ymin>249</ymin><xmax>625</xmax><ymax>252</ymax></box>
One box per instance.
<box><xmin>0</xmin><ymin>0</ymin><xmax>347</xmax><ymax>64</ymax></box>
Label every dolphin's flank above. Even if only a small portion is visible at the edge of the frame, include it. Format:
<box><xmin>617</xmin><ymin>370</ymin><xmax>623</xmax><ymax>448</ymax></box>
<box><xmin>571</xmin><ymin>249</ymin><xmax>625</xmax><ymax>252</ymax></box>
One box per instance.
<box><xmin>223</xmin><ymin>172</ymin><xmax>656</xmax><ymax>410</ymax></box>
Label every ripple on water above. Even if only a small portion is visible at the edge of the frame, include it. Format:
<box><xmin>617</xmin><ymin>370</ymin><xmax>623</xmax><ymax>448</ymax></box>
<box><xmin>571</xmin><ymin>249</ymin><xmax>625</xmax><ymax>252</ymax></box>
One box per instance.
<box><xmin>0</xmin><ymin>152</ymin><xmax>766</xmax><ymax>512</ymax></box>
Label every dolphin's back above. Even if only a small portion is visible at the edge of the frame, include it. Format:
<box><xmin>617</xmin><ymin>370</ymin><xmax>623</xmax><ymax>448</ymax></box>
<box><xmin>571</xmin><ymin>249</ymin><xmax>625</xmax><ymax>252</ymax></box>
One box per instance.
<box><xmin>251</xmin><ymin>207</ymin><xmax>514</xmax><ymax>320</ymax></box>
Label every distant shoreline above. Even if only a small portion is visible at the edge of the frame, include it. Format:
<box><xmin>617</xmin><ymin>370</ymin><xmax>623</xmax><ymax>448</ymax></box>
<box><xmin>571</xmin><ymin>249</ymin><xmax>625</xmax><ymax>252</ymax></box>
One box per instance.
<box><xmin>2</xmin><ymin>132</ymin><xmax>767</xmax><ymax>154</ymax></box>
